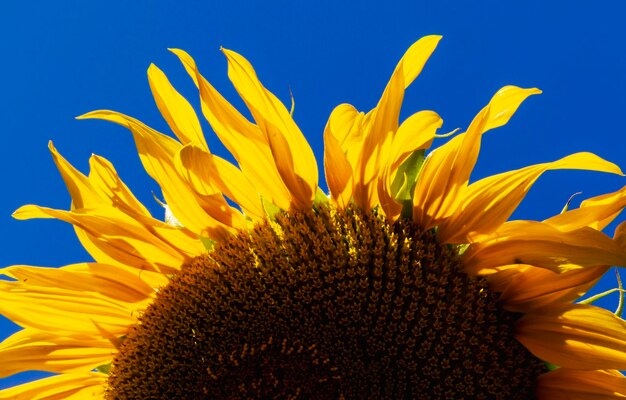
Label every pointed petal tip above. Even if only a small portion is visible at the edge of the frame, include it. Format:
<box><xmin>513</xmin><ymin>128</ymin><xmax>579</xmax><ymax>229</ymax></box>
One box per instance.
<box><xmin>75</xmin><ymin>112</ymin><xmax>92</xmax><ymax>120</ymax></box>
<box><xmin>12</xmin><ymin>205</ymin><xmax>30</xmax><ymax>220</ymax></box>
<box><xmin>75</xmin><ymin>110</ymin><xmax>111</xmax><ymax>121</ymax></box>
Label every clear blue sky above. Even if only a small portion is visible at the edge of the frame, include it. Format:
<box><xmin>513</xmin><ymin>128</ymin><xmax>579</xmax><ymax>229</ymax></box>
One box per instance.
<box><xmin>1</xmin><ymin>0</ymin><xmax>625</xmax><ymax>389</ymax></box>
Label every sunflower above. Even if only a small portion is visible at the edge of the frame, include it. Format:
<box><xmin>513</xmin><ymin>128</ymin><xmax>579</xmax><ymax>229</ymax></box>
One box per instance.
<box><xmin>2</xmin><ymin>35</ymin><xmax>626</xmax><ymax>399</ymax></box>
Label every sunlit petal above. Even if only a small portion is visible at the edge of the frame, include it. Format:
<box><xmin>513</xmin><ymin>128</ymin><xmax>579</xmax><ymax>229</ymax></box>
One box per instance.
<box><xmin>0</xmin><ymin>372</ymin><xmax>106</xmax><ymax>400</ymax></box>
<box><xmin>463</xmin><ymin>220</ymin><xmax>626</xmax><ymax>275</ymax></box>
<box><xmin>517</xmin><ymin>303</ymin><xmax>626</xmax><ymax>370</ymax></box>
<box><xmin>537</xmin><ymin>369</ymin><xmax>626</xmax><ymax>399</ymax></box>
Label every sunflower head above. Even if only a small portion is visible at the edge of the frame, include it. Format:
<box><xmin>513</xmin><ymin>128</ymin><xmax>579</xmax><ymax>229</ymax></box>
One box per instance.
<box><xmin>2</xmin><ymin>36</ymin><xmax>626</xmax><ymax>399</ymax></box>
<box><xmin>107</xmin><ymin>205</ymin><xmax>546</xmax><ymax>399</ymax></box>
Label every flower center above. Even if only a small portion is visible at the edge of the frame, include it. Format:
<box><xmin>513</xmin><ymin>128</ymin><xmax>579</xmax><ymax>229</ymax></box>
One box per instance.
<box><xmin>106</xmin><ymin>206</ymin><xmax>546</xmax><ymax>399</ymax></box>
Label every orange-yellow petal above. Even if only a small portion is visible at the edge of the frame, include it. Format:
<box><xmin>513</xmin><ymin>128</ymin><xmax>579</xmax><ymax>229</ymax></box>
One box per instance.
<box><xmin>0</xmin><ymin>280</ymin><xmax>135</xmax><ymax>336</ymax></box>
<box><xmin>546</xmin><ymin>185</ymin><xmax>626</xmax><ymax>232</ymax></box>
<box><xmin>222</xmin><ymin>48</ymin><xmax>318</xmax><ymax>208</ymax></box>
<box><xmin>463</xmin><ymin>221</ymin><xmax>626</xmax><ymax>275</ymax></box>
<box><xmin>490</xmin><ymin>264</ymin><xmax>608</xmax><ymax>313</ymax></box>
<box><xmin>0</xmin><ymin>263</ymin><xmax>165</xmax><ymax>304</ymax></box>
<box><xmin>517</xmin><ymin>303</ymin><xmax>626</xmax><ymax>370</ymax></box>
<box><xmin>438</xmin><ymin>152</ymin><xmax>623</xmax><ymax>243</ymax></box>
<box><xmin>537</xmin><ymin>369</ymin><xmax>626</xmax><ymax>399</ymax></box>
<box><xmin>362</xmin><ymin>35</ymin><xmax>440</xmax><ymax>152</ymax></box>
<box><xmin>13</xmin><ymin>205</ymin><xmax>197</xmax><ymax>274</ymax></box>
<box><xmin>87</xmin><ymin>154</ymin><xmax>152</xmax><ymax>218</ymax></box>
<box><xmin>0</xmin><ymin>329</ymin><xmax>114</xmax><ymax>377</ymax></box>
<box><xmin>48</xmin><ymin>141</ymin><xmax>101</xmax><ymax>210</ymax></box>
<box><xmin>385</xmin><ymin>110</ymin><xmax>441</xmax><ymax>173</ymax></box>
<box><xmin>147</xmin><ymin>63</ymin><xmax>208</xmax><ymax>150</ymax></box>
<box><xmin>0</xmin><ymin>372</ymin><xmax>106</xmax><ymax>399</ymax></box>
<box><xmin>170</xmin><ymin>48</ymin><xmax>292</xmax><ymax>210</ymax></box>
<box><xmin>351</xmin><ymin>37</ymin><xmax>441</xmax><ymax>209</ymax></box>
<box><xmin>77</xmin><ymin>110</ymin><xmax>236</xmax><ymax>238</ymax></box>
<box><xmin>412</xmin><ymin>86</ymin><xmax>541</xmax><ymax>230</ymax></box>
<box><xmin>377</xmin><ymin>110</ymin><xmax>442</xmax><ymax>219</ymax></box>
<box><xmin>176</xmin><ymin>144</ymin><xmax>265</xmax><ymax>220</ymax></box>
<box><xmin>323</xmin><ymin>118</ymin><xmax>354</xmax><ymax>209</ymax></box>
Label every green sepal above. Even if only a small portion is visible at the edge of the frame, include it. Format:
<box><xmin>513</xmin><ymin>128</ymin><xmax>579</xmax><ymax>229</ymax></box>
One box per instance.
<box><xmin>578</xmin><ymin>287</ymin><xmax>626</xmax><ymax>305</ymax></box>
<box><xmin>615</xmin><ymin>269</ymin><xmax>624</xmax><ymax>318</ymax></box>
<box><xmin>391</xmin><ymin>150</ymin><xmax>425</xmax><ymax>219</ymax></box>
<box><xmin>95</xmin><ymin>363</ymin><xmax>112</xmax><ymax>374</ymax></box>
<box><xmin>313</xmin><ymin>187</ymin><xmax>329</xmax><ymax>205</ymax></box>
<box><xmin>544</xmin><ymin>362</ymin><xmax>559</xmax><ymax>371</ymax></box>
<box><xmin>578</xmin><ymin>268</ymin><xmax>625</xmax><ymax>314</ymax></box>
<box><xmin>391</xmin><ymin>149</ymin><xmax>425</xmax><ymax>202</ymax></box>
<box><xmin>560</xmin><ymin>192</ymin><xmax>582</xmax><ymax>214</ymax></box>
<box><xmin>261</xmin><ymin>196</ymin><xmax>283</xmax><ymax>220</ymax></box>
<box><xmin>200</xmin><ymin>237</ymin><xmax>216</xmax><ymax>251</ymax></box>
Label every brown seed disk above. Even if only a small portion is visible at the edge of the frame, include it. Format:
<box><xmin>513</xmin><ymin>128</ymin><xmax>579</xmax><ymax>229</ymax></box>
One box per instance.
<box><xmin>106</xmin><ymin>205</ymin><xmax>546</xmax><ymax>399</ymax></box>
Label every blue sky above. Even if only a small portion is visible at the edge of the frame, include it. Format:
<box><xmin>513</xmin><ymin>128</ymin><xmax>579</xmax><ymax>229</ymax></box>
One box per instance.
<box><xmin>1</xmin><ymin>0</ymin><xmax>626</xmax><ymax>390</ymax></box>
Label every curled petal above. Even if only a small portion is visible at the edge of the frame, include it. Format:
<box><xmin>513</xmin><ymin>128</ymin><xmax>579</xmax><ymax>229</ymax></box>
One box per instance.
<box><xmin>546</xmin><ymin>185</ymin><xmax>626</xmax><ymax>232</ymax></box>
<box><xmin>222</xmin><ymin>48</ymin><xmax>318</xmax><ymax>208</ymax></box>
<box><xmin>0</xmin><ymin>372</ymin><xmax>106</xmax><ymax>399</ymax></box>
<box><xmin>170</xmin><ymin>48</ymin><xmax>292</xmax><ymax>210</ymax></box>
<box><xmin>176</xmin><ymin>144</ymin><xmax>265</xmax><ymax>220</ymax></box>
<box><xmin>87</xmin><ymin>155</ymin><xmax>152</xmax><ymax>218</ymax></box>
<box><xmin>517</xmin><ymin>303</ymin><xmax>626</xmax><ymax>370</ymax></box>
<box><xmin>537</xmin><ymin>369</ymin><xmax>626</xmax><ymax>399</ymax></box>
<box><xmin>78</xmin><ymin>110</ymin><xmax>238</xmax><ymax>238</ymax></box>
<box><xmin>0</xmin><ymin>280</ymin><xmax>135</xmax><ymax>336</ymax></box>
<box><xmin>13</xmin><ymin>205</ymin><xmax>199</xmax><ymax>274</ymax></box>
<box><xmin>438</xmin><ymin>152</ymin><xmax>622</xmax><ymax>243</ymax></box>
<box><xmin>463</xmin><ymin>221</ymin><xmax>626</xmax><ymax>275</ymax></box>
<box><xmin>0</xmin><ymin>263</ymin><xmax>166</xmax><ymax>304</ymax></box>
<box><xmin>412</xmin><ymin>86</ymin><xmax>541</xmax><ymax>229</ymax></box>
<box><xmin>323</xmin><ymin>122</ymin><xmax>354</xmax><ymax>209</ymax></box>
<box><xmin>490</xmin><ymin>264</ymin><xmax>608</xmax><ymax>313</ymax></box>
<box><xmin>0</xmin><ymin>329</ymin><xmax>114</xmax><ymax>377</ymax></box>
<box><xmin>147</xmin><ymin>63</ymin><xmax>207</xmax><ymax>150</ymax></box>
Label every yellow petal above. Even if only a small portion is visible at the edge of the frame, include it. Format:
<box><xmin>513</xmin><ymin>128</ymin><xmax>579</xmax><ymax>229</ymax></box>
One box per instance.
<box><xmin>491</xmin><ymin>264</ymin><xmax>608</xmax><ymax>313</ymax></box>
<box><xmin>13</xmin><ymin>205</ymin><xmax>195</xmax><ymax>274</ymax></box>
<box><xmin>412</xmin><ymin>86</ymin><xmax>540</xmax><ymax>229</ymax></box>
<box><xmin>48</xmin><ymin>141</ymin><xmax>100</xmax><ymax>210</ymax></box>
<box><xmin>517</xmin><ymin>303</ymin><xmax>626</xmax><ymax>370</ymax></box>
<box><xmin>326</xmin><ymin>103</ymin><xmax>366</xmax><ymax>152</ymax></box>
<box><xmin>222</xmin><ymin>48</ymin><xmax>318</xmax><ymax>208</ymax></box>
<box><xmin>536</xmin><ymin>369</ymin><xmax>626</xmax><ymax>399</ymax></box>
<box><xmin>0</xmin><ymin>329</ymin><xmax>114</xmax><ymax>377</ymax></box>
<box><xmin>0</xmin><ymin>263</ymin><xmax>163</xmax><ymax>304</ymax></box>
<box><xmin>170</xmin><ymin>48</ymin><xmax>292</xmax><ymax>210</ymax></box>
<box><xmin>546</xmin><ymin>184</ymin><xmax>626</xmax><ymax>232</ymax></box>
<box><xmin>78</xmin><ymin>110</ymin><xmax>236</xmax><ymax>238</ymax></box>
<box><xmin>377</xmin><ymin>110</ymin><xmax>442</xmax><ymax>219</ymax></box>
<box><xmin>386</xmin><ymin>110</ymin><xmax>441</xmax><ymax>173</ymax></box>
<box><xmin>615</xmin><ymin>221</ymin><xmax>626</xmax><ymax>250</ymax></box>
<box><xmin>0</xmin><ymin>372</ymin><xmax>106</xmax><ymax>399</ymax></box>
<box><xmin>88</xmin><ymin>154</ymin><xmax>152</xmax><ymax>218</ymax></box>
<box><xmin>323</xmin><ymin>115</ymin><xmax>354</xmax><ymax>208</ymax></box>
<box><xmin>346</xmin><ymin>37</ymin><xmax>441</xmax><ymax>210</ymax></box>
<box><xmin>0</xmin><ymin>280</ymin><xmax>135</xmax><ymax>336</ymax></box>
<box><xmin>147</xmin><ymin>63</ymin><xmax>208</xmax><ymax>150</ymax></box>
<box><xmin>463</xmin><ymin>221</ymin><xmax>626</xmax><ymax>275</ymax></box>
<box><xmin>438</xmin><ymin>152</ymin><xmax>623</xmax><ymax>243</ymax></box>
<box><xmin>363</xmin><ymin>36</ymin><xmax>441</xmax><ymax>157</ymax></box>
<box><xmin>482</xmin><ymin>85</ymin><xmax>542</xmax><ymax>132</ymax></box>
<box><xmin>176</xmin><ymin>144</ymin><xmax>265</xmax><ymax>220</ymax></box>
